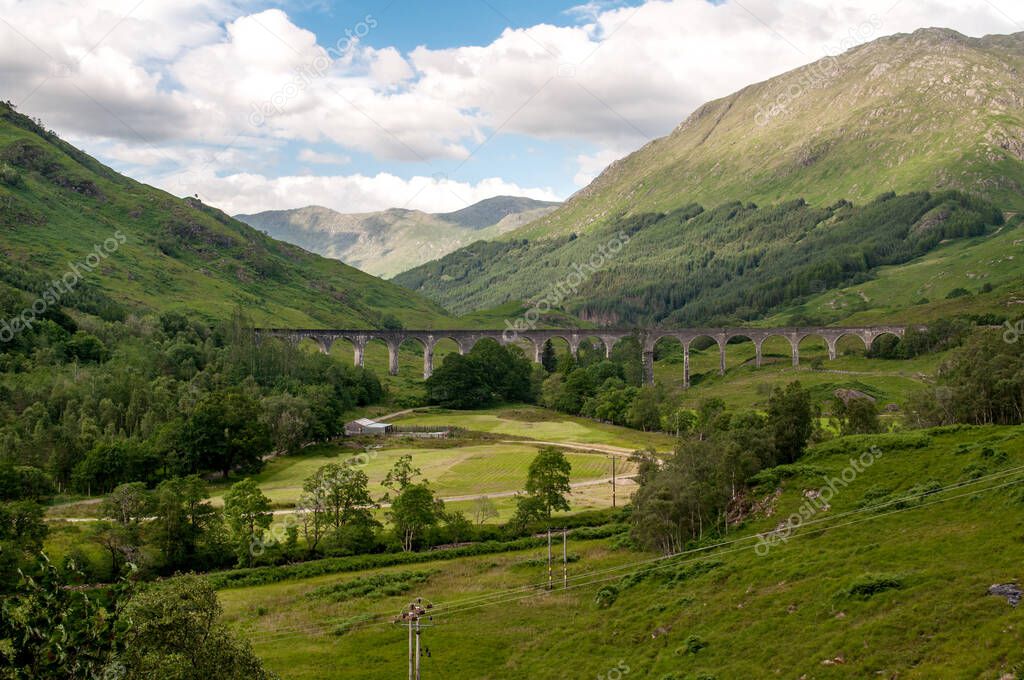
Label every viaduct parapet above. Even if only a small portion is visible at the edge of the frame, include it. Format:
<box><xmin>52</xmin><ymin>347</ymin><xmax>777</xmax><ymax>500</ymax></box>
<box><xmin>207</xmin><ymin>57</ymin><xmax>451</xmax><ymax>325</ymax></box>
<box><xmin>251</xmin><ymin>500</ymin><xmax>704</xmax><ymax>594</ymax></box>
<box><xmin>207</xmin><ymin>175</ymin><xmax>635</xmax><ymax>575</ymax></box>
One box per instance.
<box><xmin>254</xmin><ymin>326</ymin><xmax>910</xmax><ymax>387</ymax></box>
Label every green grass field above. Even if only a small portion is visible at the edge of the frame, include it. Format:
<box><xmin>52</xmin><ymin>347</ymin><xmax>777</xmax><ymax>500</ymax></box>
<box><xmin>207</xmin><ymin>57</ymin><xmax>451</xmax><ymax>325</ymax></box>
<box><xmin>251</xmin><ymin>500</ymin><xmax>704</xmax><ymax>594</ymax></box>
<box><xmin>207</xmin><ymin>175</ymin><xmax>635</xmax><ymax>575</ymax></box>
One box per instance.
<box><xmin>206</xmin><ymin>441</ymin><xmax>625</xmax><ymax>510</ymax></box>
<box><xmin>219</xmin><ymin>425</ymin><xmax>1024</xmax><ymax>679</ymax></box>
<box><xmin>764</xmin><ymin>217</ymin><xmax>1024</xmax><ymax>326</ymax></box>
<box><xmin>658</xmin><ymin>340</ymin><xmax>941</xmax><ymax>414</ymax></box>
<box><xmin>390</xmin><ymin>406</ymin><xmax>676</xmax><ymax>452</ymax></box>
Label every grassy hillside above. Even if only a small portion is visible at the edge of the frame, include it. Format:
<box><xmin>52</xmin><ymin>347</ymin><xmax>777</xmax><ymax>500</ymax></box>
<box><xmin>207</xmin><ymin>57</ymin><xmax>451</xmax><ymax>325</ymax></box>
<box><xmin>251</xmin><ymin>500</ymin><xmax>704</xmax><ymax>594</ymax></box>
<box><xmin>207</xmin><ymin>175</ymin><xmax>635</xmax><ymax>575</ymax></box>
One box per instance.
<box><xmin>766</xmin><ymin>216</ymin><xmax>1024</xmax><ymax>326</ymax></box>
<box><xmin>0</xmin><ymin>102</ymin><xmax>451</xmax><ymax>329</ymax></box>
<box><xmin>236</xmin><ymin>196</ymin><xmax>558</xmax><ymax>279</ymax></box>
<box><xmin>218</xmin><ymin>425</ymin><xmax>1024</xmax><ymax>678</ymax></box>
<box><xmin>520</xmin><ymin>28</ymin><xmax>1024</xmax><ymax>241</ymax></box>
<box><xmin>396</xmin><ymin>191</ymin><xmax>1014</xmax><ymax>323</ymax></box>
<box><xmin>395</xmin><ymin>29</ymin><xmax>1024</xmax><ymax>325</ymax></box>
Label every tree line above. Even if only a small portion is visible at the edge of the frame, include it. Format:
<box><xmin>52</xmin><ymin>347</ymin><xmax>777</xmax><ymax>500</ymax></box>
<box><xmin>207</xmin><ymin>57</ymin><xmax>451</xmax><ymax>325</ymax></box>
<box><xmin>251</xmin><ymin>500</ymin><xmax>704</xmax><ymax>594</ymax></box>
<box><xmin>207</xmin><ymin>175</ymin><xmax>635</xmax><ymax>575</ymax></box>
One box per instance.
<box><xmin>0</xmin><ymin>306</ymin><xmax>383</xmax><ymax>495</ymax></box>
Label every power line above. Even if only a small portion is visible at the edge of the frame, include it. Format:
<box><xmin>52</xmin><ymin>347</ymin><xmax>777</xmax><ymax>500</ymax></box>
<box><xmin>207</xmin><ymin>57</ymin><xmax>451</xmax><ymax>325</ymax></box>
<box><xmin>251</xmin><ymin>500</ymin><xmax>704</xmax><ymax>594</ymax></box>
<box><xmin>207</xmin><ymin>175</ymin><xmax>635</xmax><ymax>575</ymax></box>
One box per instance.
<box><xmin>251</xmin><ymin>466</ymin><xmax>1024</xmax><ymax>642</ymax></box>
<box><xmin>429</xmin><ymin>474</ymin><xmax>1024</xmax><ymax>621</ymax></box>
<box><xmin>249</xmin><ymin>465</ymin><xmax>1024</xmax><ymax>644</ymax></box>
<box><xmin>395</xmin><ymin>598</ymin><xmax>435</xmax><ymax>680</ymax></box>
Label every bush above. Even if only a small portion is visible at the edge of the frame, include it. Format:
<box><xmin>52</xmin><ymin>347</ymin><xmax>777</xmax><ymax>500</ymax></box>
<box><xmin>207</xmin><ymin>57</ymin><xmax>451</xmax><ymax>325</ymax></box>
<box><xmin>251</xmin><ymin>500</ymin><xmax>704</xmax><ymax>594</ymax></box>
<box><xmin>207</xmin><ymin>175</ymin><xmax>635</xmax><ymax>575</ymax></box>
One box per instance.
<box><xmin>857</xmin><ymin>480</ymin><xmax>941</xmax><ymax>511</ymax></box>
<box><xmin>747</xmin><ymin>463</ymin><xmax>828</xmax><ymax>489</ymax></box>
<box><xmin>838</xmin><ymin>573</ymin><xmax>904</xmax><ymax>599</ymax></box>
<box><xmin>0</xmin><ymin>162</ymin><xmax>24</xmax><ymax>188</ymax></box>
<box><xmin>678</xmin><ymin>634</ymin><xmax>707</xmax><ymax>655</ymax></box>
<box><xmin>305</xmin><ymin>570</ymin><xmax>436</xmax><ymax>602</ymax></box>
<box><xmin>594</xmin><ymin>584</ymin><xmax>619</xmax><ymax>608</ymax></box>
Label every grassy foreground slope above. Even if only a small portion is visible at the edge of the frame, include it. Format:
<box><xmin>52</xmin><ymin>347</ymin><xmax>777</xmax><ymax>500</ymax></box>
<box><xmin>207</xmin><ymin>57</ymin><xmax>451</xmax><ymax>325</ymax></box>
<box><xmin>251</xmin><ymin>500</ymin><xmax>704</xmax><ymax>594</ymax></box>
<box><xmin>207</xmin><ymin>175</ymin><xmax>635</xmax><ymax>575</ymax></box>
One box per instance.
<box><xmin>220</xmin><ymin>425</ymin><xmax>1024</xmax><ymax>678</ymax></box>
<box><xmin>0</xmin><ymin>102</ymin><xmax>451</xmax><ymax>328</ymax></box>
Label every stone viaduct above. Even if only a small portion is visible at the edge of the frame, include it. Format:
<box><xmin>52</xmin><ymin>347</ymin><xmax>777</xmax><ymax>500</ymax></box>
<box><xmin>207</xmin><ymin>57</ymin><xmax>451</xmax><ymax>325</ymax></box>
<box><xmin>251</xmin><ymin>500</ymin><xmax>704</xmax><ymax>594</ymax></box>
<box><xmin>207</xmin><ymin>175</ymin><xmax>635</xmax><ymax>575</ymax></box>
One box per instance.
<box><xmin>254</xmin><ymin>326</ymin><xmax>909</xmax><ymax>387</ymax></box>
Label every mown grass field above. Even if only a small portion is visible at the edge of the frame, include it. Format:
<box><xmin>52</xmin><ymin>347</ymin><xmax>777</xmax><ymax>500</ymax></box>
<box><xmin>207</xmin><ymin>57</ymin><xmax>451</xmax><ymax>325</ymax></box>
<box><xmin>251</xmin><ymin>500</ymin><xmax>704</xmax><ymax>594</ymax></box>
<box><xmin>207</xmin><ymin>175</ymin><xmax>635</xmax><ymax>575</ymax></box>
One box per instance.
<box><xmin>390</xmin><ymin>406</ymin><xmax>676</xmax><ymax>452</ymax></box>
<box><xmin>220</xmin><ymin>425</ymin><xmax>1024</xmax><ymax>679</ymax></box>
<box><xmin>205</xmin><ymin>442</ymin><xmax>624</xmax><ymax>510</ymax></box>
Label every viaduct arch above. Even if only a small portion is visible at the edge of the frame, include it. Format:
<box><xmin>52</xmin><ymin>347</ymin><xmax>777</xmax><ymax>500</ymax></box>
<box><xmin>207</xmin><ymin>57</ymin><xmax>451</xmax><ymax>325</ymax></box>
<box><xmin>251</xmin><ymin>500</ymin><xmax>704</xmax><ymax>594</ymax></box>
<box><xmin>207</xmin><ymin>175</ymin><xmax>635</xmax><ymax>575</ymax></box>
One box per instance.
<box><xmin>254</xmin><ymin>326</ymin><xmax>911</xmax><ymax>387</ymax></box>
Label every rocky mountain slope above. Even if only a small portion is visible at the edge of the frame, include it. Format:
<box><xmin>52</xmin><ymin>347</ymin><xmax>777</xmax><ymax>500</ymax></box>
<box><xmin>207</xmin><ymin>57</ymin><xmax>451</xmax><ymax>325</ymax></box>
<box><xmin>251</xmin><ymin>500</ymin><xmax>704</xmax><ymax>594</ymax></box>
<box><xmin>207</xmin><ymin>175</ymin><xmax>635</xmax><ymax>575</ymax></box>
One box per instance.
<box><xmin>517</xmin><ymin>28</ymin><xmax>1024</xmax><ymax>240</ymax></box>
<box><xmin>236</xmin><ymin>196</ymin><xmax>558</xmax><ymax>278</ymax></box>
<box><xmin>396</xmin><ymin>29</ymin><xmax>1024</xmax><ymax>324</ymax></box>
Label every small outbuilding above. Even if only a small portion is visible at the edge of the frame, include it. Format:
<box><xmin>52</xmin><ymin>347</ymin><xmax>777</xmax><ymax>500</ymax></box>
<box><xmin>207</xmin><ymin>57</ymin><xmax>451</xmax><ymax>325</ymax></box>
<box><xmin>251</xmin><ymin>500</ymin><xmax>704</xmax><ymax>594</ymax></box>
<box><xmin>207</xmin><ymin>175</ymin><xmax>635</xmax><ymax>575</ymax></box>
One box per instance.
<box><xmin>344</xmin><ymin>418</ymin><xmax>394</xmax><ymax>436</ymax></box>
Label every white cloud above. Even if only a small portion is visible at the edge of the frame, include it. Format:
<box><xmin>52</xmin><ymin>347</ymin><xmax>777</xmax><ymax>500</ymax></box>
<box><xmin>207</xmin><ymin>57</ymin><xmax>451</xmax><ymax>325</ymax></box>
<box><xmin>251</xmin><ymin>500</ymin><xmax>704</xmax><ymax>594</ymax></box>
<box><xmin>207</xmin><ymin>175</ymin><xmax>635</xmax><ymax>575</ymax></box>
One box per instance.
<box><xmin>153</xmin><ymin>168</ymin><xmax>561</xmax><ymax>215</ymax></box>
<box><xmin>1</xmin><ymin>0</ymin><xmax>1021</xmax><ymax>213</ymax></box>
<box><xmin>574</xmin><ymin>146</ymin><xmax>633</xmax><ymax>187</ymax></box>
<box><xmin>298</xmin><ymin>149</ymin><xmax>352</xmax><ymax>165</ymax></box>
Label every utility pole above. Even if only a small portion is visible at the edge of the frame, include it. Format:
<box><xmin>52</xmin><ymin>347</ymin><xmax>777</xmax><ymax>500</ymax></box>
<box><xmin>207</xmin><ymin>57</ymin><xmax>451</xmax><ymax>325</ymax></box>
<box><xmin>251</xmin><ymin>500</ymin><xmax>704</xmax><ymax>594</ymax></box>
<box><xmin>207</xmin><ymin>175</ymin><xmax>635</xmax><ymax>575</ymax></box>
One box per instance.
<box><xmin>415</xmin><ymin>618</ymin><xmax>421</xmax><ymax>680</ymax></box>
<box><xmin>547</xmin><ymin>528</ymin><xmax>553</xmax><ymax>590</ymax></box>
<box><xmin>396</xmin><ymin>598</ymin><xmax>433</xmax><ymax>680</ymax></box>
<box><xmin>562</xmin><ymin>528</ymin><xmax>568</xmax><ymax>589</ymax></box>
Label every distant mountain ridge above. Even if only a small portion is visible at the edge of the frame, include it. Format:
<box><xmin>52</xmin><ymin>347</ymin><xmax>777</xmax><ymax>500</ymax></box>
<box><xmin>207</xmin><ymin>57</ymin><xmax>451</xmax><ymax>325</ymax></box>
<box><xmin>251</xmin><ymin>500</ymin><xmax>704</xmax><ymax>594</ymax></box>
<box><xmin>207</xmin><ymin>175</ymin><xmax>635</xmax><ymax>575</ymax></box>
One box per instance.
<box><xmin>236</xmin><ymin>196</ymin><xmax>559</xmax><ymax>278</ymax></box>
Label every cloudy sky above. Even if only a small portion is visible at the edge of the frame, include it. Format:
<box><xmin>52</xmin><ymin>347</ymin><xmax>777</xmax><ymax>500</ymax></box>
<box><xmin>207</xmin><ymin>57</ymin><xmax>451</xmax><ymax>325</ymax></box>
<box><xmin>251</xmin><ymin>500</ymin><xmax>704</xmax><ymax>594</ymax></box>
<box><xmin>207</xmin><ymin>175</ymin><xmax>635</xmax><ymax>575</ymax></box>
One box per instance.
<box><xmin>1</xmin><ymin>0</ymin><xmax>1020</xmax><ymax>215</ymax></box>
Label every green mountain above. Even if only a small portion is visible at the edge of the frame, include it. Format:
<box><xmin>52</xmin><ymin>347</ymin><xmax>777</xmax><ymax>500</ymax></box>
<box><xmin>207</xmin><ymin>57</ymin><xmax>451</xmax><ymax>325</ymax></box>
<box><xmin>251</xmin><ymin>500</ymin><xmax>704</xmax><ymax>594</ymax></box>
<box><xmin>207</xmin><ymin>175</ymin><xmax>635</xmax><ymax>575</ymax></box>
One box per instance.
<box><xmin>0</xmin><ymin>102</ymin><xmax>451</xmax><ymax>329</ymax></box>
<box><xmin>520</xmin><ymin>27</ymin><xmax>1024</xmax><ymax>240</ymax></box>
<box><xmin>396</xmin><ymin>29</ymin><xmax>1024</xmax><ymax>324</ymax></box>
<box><xmin>235</xmin><ymin>196</ymin><xmax>558</xmax><ymax>278</ymax></box>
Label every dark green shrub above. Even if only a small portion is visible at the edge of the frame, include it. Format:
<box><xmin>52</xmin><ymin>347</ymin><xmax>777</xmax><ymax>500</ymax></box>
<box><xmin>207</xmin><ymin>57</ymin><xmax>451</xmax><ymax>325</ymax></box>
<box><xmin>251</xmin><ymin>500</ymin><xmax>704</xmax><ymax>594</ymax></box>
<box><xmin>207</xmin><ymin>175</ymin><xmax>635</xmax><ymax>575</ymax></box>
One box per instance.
<box><xmin>838</xmin><ymin>573</ymin><xmax>904</xmax><ymax>599</ymax></box>
<box><xmin>594</xmin><ymin>584</ymin><xmax>619</xmax><ymax>609</ymax></box>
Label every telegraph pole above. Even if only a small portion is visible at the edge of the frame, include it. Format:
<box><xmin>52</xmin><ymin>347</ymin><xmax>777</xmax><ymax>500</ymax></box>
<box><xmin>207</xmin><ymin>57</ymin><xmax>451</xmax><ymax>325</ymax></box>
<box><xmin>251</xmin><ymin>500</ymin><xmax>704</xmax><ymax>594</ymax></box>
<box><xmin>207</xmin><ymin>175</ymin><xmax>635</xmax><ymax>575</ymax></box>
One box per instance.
<box><xmin>562</xmin><ymin>528</ymin><xmax>568</xmax><ymax>589</ymax></box>
<box><xmin>415</xmin><ymin>618</ymin><xmax>421</xmax><ymax>680</ymax></box>
<box><xmin>547</xmin><ymin>528</ymin><xmax>553</xmax><ymax>590</ymax></box>
<box><xmin>396</xmin><ymin>598</ymin><xmax>433</xmax><ymax>680</ymax></box>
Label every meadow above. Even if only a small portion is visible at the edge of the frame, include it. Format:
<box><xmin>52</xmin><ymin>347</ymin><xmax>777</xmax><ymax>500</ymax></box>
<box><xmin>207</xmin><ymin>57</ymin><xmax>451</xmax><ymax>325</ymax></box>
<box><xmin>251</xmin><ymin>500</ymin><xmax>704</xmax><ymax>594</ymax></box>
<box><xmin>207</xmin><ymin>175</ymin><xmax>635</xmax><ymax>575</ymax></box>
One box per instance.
<box><xmin>204</xmin><ymin>441</ymin><xmax>627</xmax><ymax>511</ymax></box>
<box><xmin>219</xmin><ymin>425</ymin><xmax>1024</xmax><ymax>679</ymax></box>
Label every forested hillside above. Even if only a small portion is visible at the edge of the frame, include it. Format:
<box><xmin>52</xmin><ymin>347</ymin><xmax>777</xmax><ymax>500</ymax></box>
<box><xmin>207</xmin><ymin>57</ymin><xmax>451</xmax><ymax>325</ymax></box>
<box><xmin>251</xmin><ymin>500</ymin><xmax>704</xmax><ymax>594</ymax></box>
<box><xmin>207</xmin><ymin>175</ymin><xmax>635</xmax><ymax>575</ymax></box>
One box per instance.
<box><xmin>396</xmin><ymin>29</ymin><xmax>1024</xmax><ymax>324</ymax></box>
<box><xmin>397</xmin><ymin>191</ymin><xmax>1013</xmax><ymax>324</ymax></box>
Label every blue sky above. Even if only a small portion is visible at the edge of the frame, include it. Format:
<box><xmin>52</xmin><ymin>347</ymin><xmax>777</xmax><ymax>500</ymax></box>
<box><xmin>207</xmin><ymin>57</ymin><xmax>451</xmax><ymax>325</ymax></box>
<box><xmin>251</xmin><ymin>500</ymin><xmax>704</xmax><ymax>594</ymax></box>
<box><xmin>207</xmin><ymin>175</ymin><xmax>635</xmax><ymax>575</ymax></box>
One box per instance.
<box><xmin>2</xmin><ymin>0</ymin><xmax>1019</xmax><ymax>215</ymax></box>
<box><xmin>250</xmin><ymin>0</ymin><xmax>647</xmax><ymax>201</ymax></box>
<box><xmin>280</xmin><ymin>0</ymin><xmax>637</xmax><ymax>52</ymax></box>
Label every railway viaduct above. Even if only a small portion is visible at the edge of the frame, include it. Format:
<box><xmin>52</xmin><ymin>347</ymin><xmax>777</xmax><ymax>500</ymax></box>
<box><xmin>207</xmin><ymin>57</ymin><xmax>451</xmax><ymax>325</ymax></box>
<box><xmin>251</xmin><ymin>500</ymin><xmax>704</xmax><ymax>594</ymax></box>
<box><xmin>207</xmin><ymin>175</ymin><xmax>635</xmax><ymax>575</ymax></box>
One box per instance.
<box><xmin>254</xmin><ymin>326</ymin><xmax>909</xmax><ymax>387</ymax></box>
